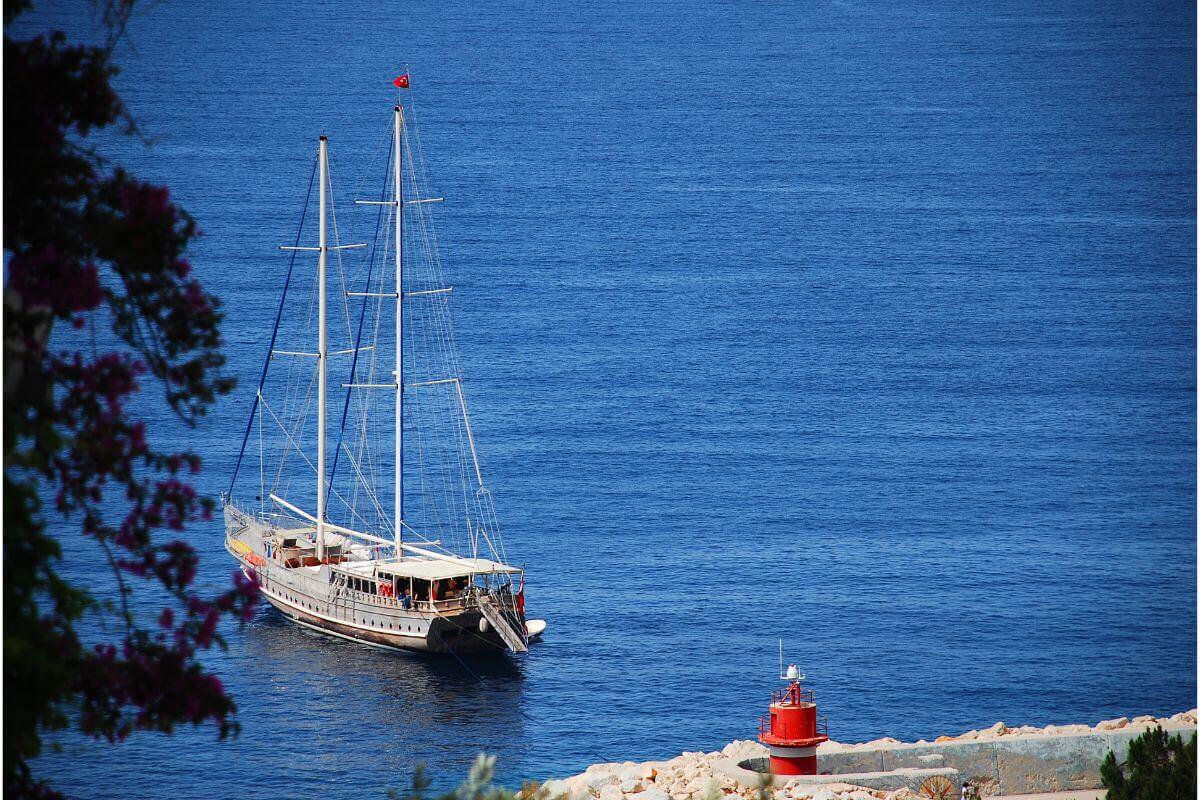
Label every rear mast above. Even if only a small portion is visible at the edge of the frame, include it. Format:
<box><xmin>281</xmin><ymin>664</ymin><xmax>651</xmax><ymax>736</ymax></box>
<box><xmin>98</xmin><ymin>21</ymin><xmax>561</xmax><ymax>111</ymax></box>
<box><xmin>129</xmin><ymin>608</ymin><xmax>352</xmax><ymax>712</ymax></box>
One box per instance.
<box><xmin>394</xmin><ymin>105</ymin><xmax>405</xmax><ymax>559</ymax></box>
<box><xmin>316</xmin><ymin>134</ymin><xmax>329</xmax><ymax>562</ymax></box>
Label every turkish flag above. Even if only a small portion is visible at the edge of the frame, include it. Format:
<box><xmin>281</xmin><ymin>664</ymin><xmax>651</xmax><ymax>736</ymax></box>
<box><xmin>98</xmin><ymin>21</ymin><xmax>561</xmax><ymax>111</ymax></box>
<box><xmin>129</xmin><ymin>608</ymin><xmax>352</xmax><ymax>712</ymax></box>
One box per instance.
<box><xmin>393</xmin><ymin>74</ymin><xmax>410</xmax><ymax>89</ymax></box>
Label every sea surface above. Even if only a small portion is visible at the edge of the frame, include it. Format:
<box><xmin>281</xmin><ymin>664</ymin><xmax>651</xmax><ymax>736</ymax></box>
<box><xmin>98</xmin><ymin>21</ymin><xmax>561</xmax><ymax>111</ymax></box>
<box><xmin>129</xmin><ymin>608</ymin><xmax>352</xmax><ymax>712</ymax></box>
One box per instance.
<box><xmin>14</xmin><ymin>1</ymin><xmax>1196</xmax><ymax>798</ymax></box>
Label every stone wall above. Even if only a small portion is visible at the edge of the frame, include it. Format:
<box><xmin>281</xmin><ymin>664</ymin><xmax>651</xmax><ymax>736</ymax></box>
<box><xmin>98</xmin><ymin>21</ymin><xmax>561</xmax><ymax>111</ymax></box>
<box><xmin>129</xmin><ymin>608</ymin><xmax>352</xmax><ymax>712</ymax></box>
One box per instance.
<box><xmin>812</xmin><ymin>718</ymin><xmax>1196</xmax><ymax>796</ymax></box>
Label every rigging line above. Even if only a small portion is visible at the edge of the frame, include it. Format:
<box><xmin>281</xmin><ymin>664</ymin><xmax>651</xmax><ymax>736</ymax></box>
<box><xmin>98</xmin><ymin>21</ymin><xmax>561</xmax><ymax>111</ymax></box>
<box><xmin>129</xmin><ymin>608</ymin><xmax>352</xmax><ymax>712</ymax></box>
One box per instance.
<box><xmin>272</xmin><ymin>365</ymin><xmax>317</xmax><ymax>496</ymax></box>
<box><xmin>335</xmin><ymin>441</ymin><xmax>393</xmax><ymax>535</ymax></box>
<box><xmin>272</xmin><ymin>265</ymin><xmax>318</xmax><ymax>471</ymax></box>
<box><xmin>229</xmin><ymin>154</ymin><xmax>319</xmax><ymax>494</ymax></box>
<box><xmin>353</xmin><ymin>280</ymin><xmax>387</xmax><ymax>530</ymax></box>
<box><xmin>403</xmin><ymin>124</ymin><xmax>458</xmax><ymax>370</ymax></box>
<box><xmin>415</xmin><ymin>324</ymin><xmax>465</xmax><ymax>550</ymax></box>
<box><xmin>403</xmin><ymin>137</ymin><xmax>470</xmax><ymax>456</ymax></box>
<box><xmin>406</xmin><ymin>361</ymin><xmax>443</xmax><ymax>542</ymax></box>
<box><xmin>326</xmin><ymin>130</ymin><xmax>393</xmax><ymax>507</ymax></box>
<box><xmin>349</xmin><ymin>121</ymin><xmax>391</xmax><ymax>227</ymax></box>
<box><xmin>326</xmin><ymin>155</ymin><xmax>357</xmax><ymax>353</ymax></box>
<box><xmin>266</xmin><ymin>376</ymin><xmax>313</xmax><ymax>494</ymax></box>
<box><xmin>258</xmin><ymin>393</ymin><xmax>380</xmax><ymax>533</ymax></box>
<box><xmin>429</xmin><ymin>617</ymin><xmax>539</xmax><ymax>722</ymax></box>
<box><xmin>430</xmin><ymin>629</ymin><xmax>490</xmax><ymax>687</ymax></box>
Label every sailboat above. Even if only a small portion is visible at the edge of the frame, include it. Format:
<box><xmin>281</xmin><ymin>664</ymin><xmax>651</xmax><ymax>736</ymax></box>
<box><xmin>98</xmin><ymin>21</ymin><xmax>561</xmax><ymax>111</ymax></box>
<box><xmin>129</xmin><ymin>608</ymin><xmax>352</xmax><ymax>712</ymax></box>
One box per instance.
<box><xmin>222</xmin><ymin>100</ymin><xmax>543</xmax><ymax>655</ymax></box>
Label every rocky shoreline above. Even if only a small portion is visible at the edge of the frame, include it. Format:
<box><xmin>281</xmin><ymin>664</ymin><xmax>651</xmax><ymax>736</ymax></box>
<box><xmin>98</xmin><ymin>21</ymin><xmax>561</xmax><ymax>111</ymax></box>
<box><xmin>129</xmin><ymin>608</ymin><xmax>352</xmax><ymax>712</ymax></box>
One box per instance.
<box><xmin>542</xmin><ymin>710</ymin><xmax>1197</xmax><ymax>800</ymax></box>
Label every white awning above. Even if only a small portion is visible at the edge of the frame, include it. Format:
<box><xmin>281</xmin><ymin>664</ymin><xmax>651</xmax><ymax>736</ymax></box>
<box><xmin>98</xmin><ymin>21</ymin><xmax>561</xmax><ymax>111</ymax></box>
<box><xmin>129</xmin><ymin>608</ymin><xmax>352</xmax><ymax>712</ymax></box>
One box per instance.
<box><xmin>339</xmin><ymin>557</ymin><xmax>520</xmax><ymax>581</ymax></box>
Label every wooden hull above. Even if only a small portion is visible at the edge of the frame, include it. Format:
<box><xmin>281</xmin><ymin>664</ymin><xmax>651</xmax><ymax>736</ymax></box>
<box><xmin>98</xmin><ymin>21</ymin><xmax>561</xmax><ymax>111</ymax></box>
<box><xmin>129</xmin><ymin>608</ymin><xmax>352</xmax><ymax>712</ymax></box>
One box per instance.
<box><xmin>256</xmin><ymin>575</ymin><xmax>511</xmax><ymax>654</ymax></box>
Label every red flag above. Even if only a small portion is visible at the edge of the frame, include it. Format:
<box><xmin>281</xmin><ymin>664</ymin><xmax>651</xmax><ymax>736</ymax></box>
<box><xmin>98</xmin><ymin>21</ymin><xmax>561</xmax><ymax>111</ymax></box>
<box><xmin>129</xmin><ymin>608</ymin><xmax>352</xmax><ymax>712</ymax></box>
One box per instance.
<box><xmin>393</xmin><ymin>74</ymin><xmax>410</xmax><ymax>89</ymax></box>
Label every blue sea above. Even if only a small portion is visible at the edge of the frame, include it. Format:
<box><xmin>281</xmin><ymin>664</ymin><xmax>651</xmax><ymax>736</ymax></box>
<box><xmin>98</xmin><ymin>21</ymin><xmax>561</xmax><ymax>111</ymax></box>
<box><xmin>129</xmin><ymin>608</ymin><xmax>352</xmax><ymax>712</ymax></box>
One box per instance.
<box><xmin>15</xmin><ymin>1</ymin><xmax>1196</xmax><ymax>798</ymax></box>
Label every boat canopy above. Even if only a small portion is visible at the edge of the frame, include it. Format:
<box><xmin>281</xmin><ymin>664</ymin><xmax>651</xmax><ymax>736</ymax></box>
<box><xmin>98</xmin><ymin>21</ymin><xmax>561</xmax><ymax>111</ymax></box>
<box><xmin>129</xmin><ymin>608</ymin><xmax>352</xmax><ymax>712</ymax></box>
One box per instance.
<box><xmin>340</xmin><ymin>557</ymin><xmax>520</xmax><ymax>582</ymax></box>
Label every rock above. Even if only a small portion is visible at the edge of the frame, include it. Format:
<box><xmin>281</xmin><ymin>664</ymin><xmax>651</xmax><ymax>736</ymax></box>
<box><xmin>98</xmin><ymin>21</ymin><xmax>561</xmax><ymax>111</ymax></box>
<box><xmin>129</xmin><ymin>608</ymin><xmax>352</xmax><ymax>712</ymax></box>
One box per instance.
<box><xmin>621</xmin><ymin>779</ymin><xmax>645</xmax><ymax>794</ymax></box>
<box><xmin>934</xmin><ymin>735</ymin><xmax>953</xmax><ymax>743</ymax></box>
<box><xmin>616</xmin><ymin>766</ymin><xmax>644</xmax><ymax>783</ymax></box>
<box><xmin>564</xmin><ymin>777</ymin><xmax>590</xmax><ymax>793</ymax></box>
<box><xmin>627</xmin><ymin>789</ymin><xmax>671</xmax><ymax>800</ymax></box>
<box><xmin>585</xmin><ymin>773</ymin><xmax>619</xmax><ymax>792</ymax></box>
<box><xmin>1131</xmin><ymin>715</ymin><xmax>1155</xmax><ymax>726</ymax></box>
<box><xmin>1042</xmin><ymin>725</ymin><xmax>1058</xmax><ymax>734</ymax></box>
<box><xmin>809</xmin><ymin>792</ymin><xmax>836</xmax><ymax>800</ymax></box>
<box><xmin>1063</xmin><ymin>724</ymin><xmax>1091</xmax><ymax>733</ymax></box>
<box><xmin>598</xmin><ymin>785</ymin><xmax>623</xmax><ymax>800</ymax></box>
<box><xmin>1097</xmin><ymin>717</ymin><xmax>1129</xmax><ymax>731</ymax></box>
<box><xmin>985</xmin><ymin>721</ymin><xmax>1007</xmax><ymax>737</ymax></box>
<box><xmin>722</xmin><ymin>741</ymin><xmax>765</xmax><ymax>760</ymax></box>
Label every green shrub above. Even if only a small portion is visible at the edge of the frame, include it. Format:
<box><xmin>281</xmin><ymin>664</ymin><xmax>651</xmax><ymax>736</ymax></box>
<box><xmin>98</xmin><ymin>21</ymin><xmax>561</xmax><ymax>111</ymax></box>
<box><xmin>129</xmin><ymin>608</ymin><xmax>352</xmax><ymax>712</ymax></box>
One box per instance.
<box><xmin>1101</xmin><ymin>726</ymin><xmax>1197</xmax><ymax>800</ymax></box>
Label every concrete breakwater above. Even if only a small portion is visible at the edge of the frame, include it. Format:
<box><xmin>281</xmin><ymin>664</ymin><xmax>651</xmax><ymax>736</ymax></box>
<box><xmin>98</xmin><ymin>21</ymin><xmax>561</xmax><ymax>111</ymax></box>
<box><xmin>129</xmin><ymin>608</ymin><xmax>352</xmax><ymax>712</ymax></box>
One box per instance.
<box><xmin>542</xmin><ymin>710</ymin><xmax>1197</xmax><ymax>800</ymax></box>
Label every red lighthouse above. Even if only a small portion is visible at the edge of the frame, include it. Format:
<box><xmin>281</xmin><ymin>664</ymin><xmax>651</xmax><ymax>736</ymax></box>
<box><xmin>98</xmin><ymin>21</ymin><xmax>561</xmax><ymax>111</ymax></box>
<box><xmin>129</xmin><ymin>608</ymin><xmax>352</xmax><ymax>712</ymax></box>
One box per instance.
<box><xmin>758</xmin><ymin>664</ymin><xmax>829</xmax><ymax>775</ymax></box>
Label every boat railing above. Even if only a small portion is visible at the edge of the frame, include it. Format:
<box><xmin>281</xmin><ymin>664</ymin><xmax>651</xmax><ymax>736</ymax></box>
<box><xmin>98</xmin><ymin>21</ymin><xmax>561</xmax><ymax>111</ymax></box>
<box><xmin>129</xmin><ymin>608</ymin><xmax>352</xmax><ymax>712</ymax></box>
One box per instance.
<box><xmin>341</xmin><ymin>588</ymin><xmax>471</xmax><ymax>614</ymax></box>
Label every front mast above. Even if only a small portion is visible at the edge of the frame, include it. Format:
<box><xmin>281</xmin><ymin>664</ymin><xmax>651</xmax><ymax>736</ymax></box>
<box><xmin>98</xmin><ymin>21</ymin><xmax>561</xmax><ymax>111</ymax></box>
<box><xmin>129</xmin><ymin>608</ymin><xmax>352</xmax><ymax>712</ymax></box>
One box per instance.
<box><xmin>316</xmin><ymin>135</ymin><xmax>329</xmax><ymax>562</ymax></box>
<box><xmin>394</xmin><ymin>105</ymin><xmax>405</xmax><ymax>559</ymax></box>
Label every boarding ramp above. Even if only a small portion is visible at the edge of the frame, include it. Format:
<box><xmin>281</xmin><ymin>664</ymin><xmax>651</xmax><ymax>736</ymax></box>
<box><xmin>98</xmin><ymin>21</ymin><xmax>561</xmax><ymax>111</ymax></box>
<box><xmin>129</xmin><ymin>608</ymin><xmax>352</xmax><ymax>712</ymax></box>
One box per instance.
<box><xmin>478</xmin><ymin>595</ymin><xmax>528</xmax><ymax>653</ymax></box>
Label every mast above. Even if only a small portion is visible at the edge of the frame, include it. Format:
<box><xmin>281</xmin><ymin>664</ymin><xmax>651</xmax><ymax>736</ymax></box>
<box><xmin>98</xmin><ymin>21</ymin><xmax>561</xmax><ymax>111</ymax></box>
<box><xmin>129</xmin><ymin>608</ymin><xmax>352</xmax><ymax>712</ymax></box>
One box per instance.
<box><xmin>394</xmin><ymin>105</ymin><xmax>405</xmax><ymax>558</ymax></box>
<box><xmin>316</xmin><ymin>135</ymin><xmax>328</xmax><ymax>562</ymax></box>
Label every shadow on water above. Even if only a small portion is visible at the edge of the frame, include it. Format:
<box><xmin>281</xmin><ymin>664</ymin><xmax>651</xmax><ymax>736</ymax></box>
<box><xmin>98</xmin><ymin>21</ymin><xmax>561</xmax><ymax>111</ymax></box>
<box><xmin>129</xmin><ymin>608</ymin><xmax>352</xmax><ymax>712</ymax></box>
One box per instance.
<box><xmin>251</xmin><ymin>606</ymin><xmax>526</xmax><ymax>673</ymax></box>
<box><xmin>240</xmin><ymin>606</ymin><xmax>529</xmax><ymax>736</ymax></box>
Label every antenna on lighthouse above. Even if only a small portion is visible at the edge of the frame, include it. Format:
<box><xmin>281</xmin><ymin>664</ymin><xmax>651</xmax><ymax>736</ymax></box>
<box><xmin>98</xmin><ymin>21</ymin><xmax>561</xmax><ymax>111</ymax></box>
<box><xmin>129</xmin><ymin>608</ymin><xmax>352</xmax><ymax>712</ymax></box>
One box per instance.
<box><xmin>777</xmin><ymin>642</ymin><xmax>806</xmax><ymax>681</ymax></box>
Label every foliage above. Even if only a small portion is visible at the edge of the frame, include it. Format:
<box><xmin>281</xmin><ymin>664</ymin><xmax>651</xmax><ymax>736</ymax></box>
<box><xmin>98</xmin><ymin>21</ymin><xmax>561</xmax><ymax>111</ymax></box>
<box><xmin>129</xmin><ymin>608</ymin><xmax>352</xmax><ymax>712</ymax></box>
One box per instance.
<box><xmin>1101</xmin><ymin>726</ymin><xmax>1197</xmax><ymax>800</ymax></box>
<box><xmin>3</xmin><ymin>1</ymin><xmax>257</xmax><ymax>797</ymax></box>
<box><xmin>388</xmin><ymin>756</ymin><xmax>558</xmax><ymax>800</ymax></box>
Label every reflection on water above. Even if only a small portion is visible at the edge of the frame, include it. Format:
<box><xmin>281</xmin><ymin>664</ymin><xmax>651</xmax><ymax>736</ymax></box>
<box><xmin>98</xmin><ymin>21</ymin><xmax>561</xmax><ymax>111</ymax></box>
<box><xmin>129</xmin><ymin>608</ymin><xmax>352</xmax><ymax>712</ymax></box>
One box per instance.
<box><xmin>247</xmin><ymin>608</ymin><xmax>528</xmax><ymax>699</ymax></box>
<box><xmin>233</xmin><ymin>607</ymin><xmax>529</xmax><ymax>793</ymax></box>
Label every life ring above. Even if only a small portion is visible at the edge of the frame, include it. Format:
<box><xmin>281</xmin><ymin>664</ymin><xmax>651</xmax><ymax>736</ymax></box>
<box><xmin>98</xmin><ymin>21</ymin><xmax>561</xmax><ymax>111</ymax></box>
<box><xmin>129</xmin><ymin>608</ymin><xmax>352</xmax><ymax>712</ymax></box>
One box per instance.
<box><xmin>378</xmin><ymin>582</ymin><xmax>393</xmax><ymax>598</ymax></box>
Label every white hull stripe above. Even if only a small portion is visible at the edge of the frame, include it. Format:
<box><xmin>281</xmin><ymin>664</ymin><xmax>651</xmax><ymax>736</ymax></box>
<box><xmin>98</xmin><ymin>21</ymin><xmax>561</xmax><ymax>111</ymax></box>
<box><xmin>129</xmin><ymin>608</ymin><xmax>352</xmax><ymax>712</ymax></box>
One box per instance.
<box><xmin>287</xmin><ymin>614</ymin><xmax>411</xmax><ymax>653</ymax></box>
